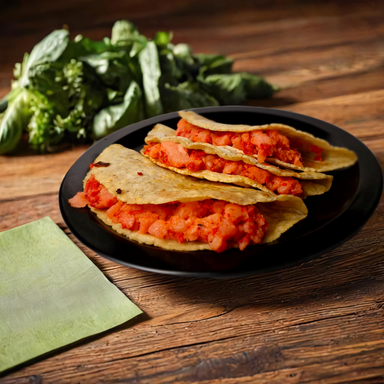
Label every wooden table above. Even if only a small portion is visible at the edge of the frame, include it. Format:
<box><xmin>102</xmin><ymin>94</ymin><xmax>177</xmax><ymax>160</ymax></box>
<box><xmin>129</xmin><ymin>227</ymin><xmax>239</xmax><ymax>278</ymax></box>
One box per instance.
<box><xmin>1</xmin><ymin>1</ymin><xmax>384</xmax><ymax>382</ymax></box>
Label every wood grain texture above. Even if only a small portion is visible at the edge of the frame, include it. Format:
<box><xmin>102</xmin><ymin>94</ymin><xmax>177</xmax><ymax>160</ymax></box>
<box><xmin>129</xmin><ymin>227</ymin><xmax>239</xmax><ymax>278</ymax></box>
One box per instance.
<box><xmin>1</xmin><ymin>1</ymin><xmax>384</xmax><ymax>383</ymax></box>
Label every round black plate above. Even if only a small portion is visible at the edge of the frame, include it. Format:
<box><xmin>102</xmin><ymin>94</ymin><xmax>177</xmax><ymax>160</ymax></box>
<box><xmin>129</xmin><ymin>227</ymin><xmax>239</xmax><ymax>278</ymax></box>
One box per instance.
<box><xmin>59</xmin><ymin>106</ymin><xmax>383</xmax><ymax>278</ymax></box>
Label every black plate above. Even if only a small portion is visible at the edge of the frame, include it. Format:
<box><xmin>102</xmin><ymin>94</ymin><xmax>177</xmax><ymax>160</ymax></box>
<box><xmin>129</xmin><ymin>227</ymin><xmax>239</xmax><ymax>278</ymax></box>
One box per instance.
<box><xmin>59</xmin><ymin>106</ymin><xmax>383</xmax><ymax>278</ymax></box>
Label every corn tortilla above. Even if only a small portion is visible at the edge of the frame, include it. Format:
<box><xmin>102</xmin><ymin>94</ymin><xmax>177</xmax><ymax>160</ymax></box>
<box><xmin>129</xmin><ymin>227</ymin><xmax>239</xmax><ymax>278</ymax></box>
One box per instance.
<box><xmin>144</xmin><ymin>124</ymin><xmax>333</xmax><ymax>198</ymax></box>
<box><xmin>179</xmin><ymin>110</ymin><xmax>357</xmax><ymax>172</ymax></box>
<box><xmin>83</xmin><ymin>144</ymin><xmax>308</xmax><ymax>249</ymax></box>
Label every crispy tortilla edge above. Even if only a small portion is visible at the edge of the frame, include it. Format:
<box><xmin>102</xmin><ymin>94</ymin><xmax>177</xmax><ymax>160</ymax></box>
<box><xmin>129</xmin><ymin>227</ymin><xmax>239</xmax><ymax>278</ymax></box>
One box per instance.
<box><xmin>81</xmin><ymin>144</ymin><xmax>308</xmax><ymax>251</ymax></box>
<box><xmin>90</xmin><ymin>207</ymin><xmax>211</xmax><ymax>251</ymax></box>
<box><xmin>145</xmin><ymin>124</ymin><xmax>333</xmax><ymax>197</ymax></box>
<box><xmin>178</xmin><ymin>110</ymin><xmax>358</xmax><ymax>172</ymax></box>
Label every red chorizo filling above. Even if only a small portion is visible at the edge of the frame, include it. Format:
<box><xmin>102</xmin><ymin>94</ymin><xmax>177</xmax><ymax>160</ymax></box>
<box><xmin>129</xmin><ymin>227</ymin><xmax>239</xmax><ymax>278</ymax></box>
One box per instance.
<box><xmin>144</xmin><ymin>141</ymin><xmax>303</xmax><ymax>197</ymax></box>
<box><xmin>176</xmin><ymin>118</ymin><xmax>324</xmax><ymax>166</ymax></box>
<box><xmin>69</xmin><ymin>175</ymin><xmax>269</xmax><ymax>252</ymax></box>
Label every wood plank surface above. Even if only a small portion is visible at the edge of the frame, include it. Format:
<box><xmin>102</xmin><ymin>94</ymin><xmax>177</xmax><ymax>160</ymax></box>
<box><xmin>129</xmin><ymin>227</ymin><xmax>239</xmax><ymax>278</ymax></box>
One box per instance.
<box><xmin>1</xmin><ymin>1</ymin><xmax>384</xmax><ymax>383</ymax></box>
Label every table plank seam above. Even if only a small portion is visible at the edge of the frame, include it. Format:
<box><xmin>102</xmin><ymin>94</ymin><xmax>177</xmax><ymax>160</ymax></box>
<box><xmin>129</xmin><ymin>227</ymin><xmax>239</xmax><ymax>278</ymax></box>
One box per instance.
<box><xmin>232</xmin><ymin>36</ymin><xmax>384</xmax><ymax>62</ymax></box>
<box><xmin>89</xmin><ymin>306</ymin><xmax>384</xmax><ymax>365</ymax></box>
<box><xmin>0</xmin><ymin>191</ymin><xmax>58</xmax><ymax>204</ymax></box>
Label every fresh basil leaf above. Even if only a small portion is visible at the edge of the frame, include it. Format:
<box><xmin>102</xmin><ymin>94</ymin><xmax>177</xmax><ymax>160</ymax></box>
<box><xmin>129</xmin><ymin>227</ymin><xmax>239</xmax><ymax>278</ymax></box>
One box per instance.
<box><xmin>127</xmin><ymin>58</ymin><xmax>143</xmax><ymax>85</ymax></box>
<box><xmin>61</xmin><ymin>36</ymin><xmax>112</xmax><ymax>60</ymax></box>
<box><xmin>80</xmin><ymin>52</ymin><xmax>122</xmax><ymax>74</ymax></box>
<box><xmin>0</xmin><ymin>90</ymin><xmax>33</xmax><ymax>154</ymax></box>
<box><xmin>139</xmin><ymin>41</ymin><xmax>163</xmax><ymax>117</ymax></box>
<box><xmin>159</xmin><ymin>73</ymin><xmax>179</xmax><ymax>88</ymax></box>
<box><xmin>173</xmin><ymin>44</ymin><xmax>195</xmax><ymax>67</ymax></box>
<box><xmin>129</xmin><ymin>37</ymin><xmax>148</xmax><ymax>58</ymax></box>
<box><xmin>19</xmin><ymin>30</ymin><xmax>69</xmax><ymax>88</ymax></box>
<box><xmin>160</xmin><ymin>81</ymin><xmax>219</xmax><ymax>113</ymax></box>
<box><xmin>199</xmin><ymin>72</ymin><xmax>277</xmax><ymax>104</ymax></box>
<box><xmin>199</xmin><ymin>57</ymin><xmax>234</xmax><ymax>76</ymax></box>
<box><xmin>106</xmin><ymin>88</ymin><xmax>119</xmax><ymax>102</ymax></box>
<box><xmin>0</xmin><ymin>98</ymin><xmax>7</xmax><ymax>113</ymax></box>
<box><xmin>111</xmin><ymin>20</ymin><xmax>148</xmax><ymax>57</ymax></box>
<box><xmin>194</xmin><ymin>53</ymin><xmax>226</xmax><ymax>67</ymax></box>
<box><xmin>0</xmin><ymin>88</ymin><xmax>20</xmax><ymax>113</ymax></box>
<box><xmin>158</xmin><ymin>48</ymin><xmax>184</xmax><ymax>79</ymax></box>
<box><xmin>199</xmin><ymin>73</ymin><xmax>247</xmax><ymax>104</ymax></box>
<box><xmin>80</xmin><ymin>52</ymin><xmax>131</xmax><ymax>93</ymax></box>
<box><xmin>75</xmin><ymin>35</ymin><xmax>110</xmax><ymax>54</ymax></box>
<box><xmin>6</xmin><ymin>87</ymin><xmax>23</xmax><ymax>105</ymax></box>
<box><xmin>241</xmin><ymin>72</ymin><xmax>279</xmax><ymax>98</ymax></box>
<box><xmin>172</xmin><ymin>43</ymin><xmax>201</xmax><ymax>76</ymax></box>
<box><xmin>111</xmin><ymin>20</ymin><xmax>139</xmax><ymax>45</ymax></box>
<box><xmin>92</xmin><ymin>80</ymin><xmax>144</xmax><ymax>139</ymax></box>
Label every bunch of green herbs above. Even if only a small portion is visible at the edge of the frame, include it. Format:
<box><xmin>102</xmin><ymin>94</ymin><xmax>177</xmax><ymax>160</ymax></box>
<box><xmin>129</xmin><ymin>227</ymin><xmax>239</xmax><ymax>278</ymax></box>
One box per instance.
<box><xmin>0</xmin><ymin>21</ymin><xmax>278</xmax><ymax>154</ymax></box>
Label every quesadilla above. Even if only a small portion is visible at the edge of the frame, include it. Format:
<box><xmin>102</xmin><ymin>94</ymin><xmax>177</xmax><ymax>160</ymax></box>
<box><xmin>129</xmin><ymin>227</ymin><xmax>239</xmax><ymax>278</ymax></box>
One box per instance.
<box><xmin>177</xmin><ymin>110</ymin><xmax>357</xmax><ymax>172</ymax></box>
<box><xmin>69</xmin><ymin>144</ymin><xmax>307</xmax><ymax>253</ymax></box>
<box><xmin>143</xmin><ymin>124</ymin><xmax>333</xmax><ymax>198</ymax></box>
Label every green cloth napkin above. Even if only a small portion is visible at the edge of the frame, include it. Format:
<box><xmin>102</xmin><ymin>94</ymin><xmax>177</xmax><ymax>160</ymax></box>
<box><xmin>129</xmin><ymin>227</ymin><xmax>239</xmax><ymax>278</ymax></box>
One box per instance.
<box><xmin>0</xmin><ymin>217</ymin><xmax>142</xmax><ymax>373</ymax></box>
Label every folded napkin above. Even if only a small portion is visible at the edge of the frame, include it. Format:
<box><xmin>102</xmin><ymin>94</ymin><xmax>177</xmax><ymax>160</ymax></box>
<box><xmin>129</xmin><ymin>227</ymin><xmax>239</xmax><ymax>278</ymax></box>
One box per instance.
<box><xmin>0</xmin><ymin>217</ymin><xmax>142</xmax><ymax>373</ymax></box>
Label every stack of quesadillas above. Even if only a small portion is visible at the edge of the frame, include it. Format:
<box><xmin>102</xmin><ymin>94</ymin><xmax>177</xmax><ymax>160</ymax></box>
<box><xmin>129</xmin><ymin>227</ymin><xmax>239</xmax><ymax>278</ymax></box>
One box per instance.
<box><xmin>70</xmin><ymin>111</ymin><xmax>357</xmax><ymax>253</ymax></box>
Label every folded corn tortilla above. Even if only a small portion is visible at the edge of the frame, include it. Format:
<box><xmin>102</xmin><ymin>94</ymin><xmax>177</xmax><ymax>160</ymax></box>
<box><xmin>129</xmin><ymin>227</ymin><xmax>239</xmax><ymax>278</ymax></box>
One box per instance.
<box><xmin>83</xmin><ymin>144</ymin><xmax>308</xmax><ymax>251</ymax></box>
<box><xmin>143</xmin><ymin>124</ymin><xmax>333</xmax><ymax>198</ymax></box>
<box><xmin>179</xmin><ymin>110</ymin><xmax>357</xmax><ymax>172</ymax></box>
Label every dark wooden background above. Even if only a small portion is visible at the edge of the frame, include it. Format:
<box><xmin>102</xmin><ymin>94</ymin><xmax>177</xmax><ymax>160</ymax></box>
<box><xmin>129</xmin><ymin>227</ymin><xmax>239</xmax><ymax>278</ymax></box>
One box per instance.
<box><xmin>1</xmin><ymin>0</ymin><xmax>384</xmax><ymax>382</ymax></box>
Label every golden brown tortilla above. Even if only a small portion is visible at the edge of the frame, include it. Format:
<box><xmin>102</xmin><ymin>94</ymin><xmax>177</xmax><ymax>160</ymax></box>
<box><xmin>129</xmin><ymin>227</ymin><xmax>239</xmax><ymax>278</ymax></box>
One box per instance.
<box><xmin>84</xmin><ymin>144</ymin><xmax>308</xmax><ymax>249</ymax></box>
<box><xmin>143</xmin><ymin>124</ymin><xmax>333</xmax><ymax>198</ymax></box>
<box><xmin>179</xmin><ymin>110</ymin><xmax>357</xmax><ymax>172</ymax></box>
